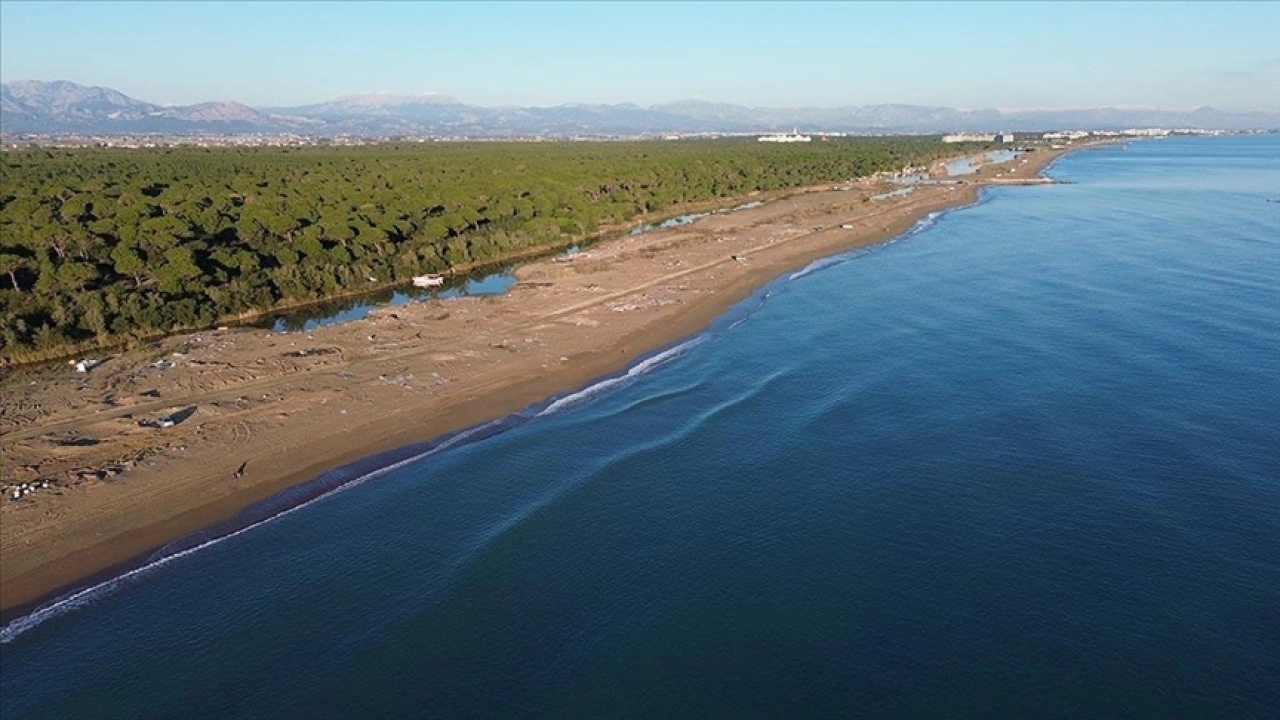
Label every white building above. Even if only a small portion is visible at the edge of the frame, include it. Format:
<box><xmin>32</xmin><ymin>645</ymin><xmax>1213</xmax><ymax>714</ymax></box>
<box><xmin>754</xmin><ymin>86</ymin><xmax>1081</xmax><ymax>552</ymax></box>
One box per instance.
<box><xmin>1042</xmin><ymin>130</ymin><xmax>1091</xmax><ymax>140</ymax></box>
<box><xmin>759</xmin><ymin>129</ymin><xmax>812</xmax><ymax>143</ymax></box>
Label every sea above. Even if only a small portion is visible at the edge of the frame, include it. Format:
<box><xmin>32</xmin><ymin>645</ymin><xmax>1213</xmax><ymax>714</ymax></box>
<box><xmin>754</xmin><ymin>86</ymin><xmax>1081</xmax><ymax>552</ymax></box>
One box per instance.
<box><xmin>2</xmin><ymin>135</ymin><xmax>1278</xmax><ymax>719</ymax></box>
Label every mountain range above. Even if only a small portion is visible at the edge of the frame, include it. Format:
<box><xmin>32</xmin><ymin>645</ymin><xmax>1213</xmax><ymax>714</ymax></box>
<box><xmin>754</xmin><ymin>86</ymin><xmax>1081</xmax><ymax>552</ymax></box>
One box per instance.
<box><xmin>3</xmin><ymin>80</ymin><xmax>1277</xmax><ymax>137</ymax></box>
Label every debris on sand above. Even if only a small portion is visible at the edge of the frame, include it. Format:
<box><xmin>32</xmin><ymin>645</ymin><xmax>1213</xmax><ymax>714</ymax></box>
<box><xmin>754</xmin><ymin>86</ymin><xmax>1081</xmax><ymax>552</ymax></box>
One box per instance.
<box><xmin>138</xmin><ymin>406</ymin><xmax>197</xmax><ymax>429</ymax></box>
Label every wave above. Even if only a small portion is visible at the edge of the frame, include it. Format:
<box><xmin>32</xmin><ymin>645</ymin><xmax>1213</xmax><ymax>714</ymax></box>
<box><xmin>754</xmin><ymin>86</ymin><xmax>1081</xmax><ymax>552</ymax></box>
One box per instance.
<box><xmin>725</xmin><ymin>288</ymin><xmax>776</xmax><ymax>331</ymax></box>
<box><xmin>444</xmin><ymin>367</ymin><xmax>792</xmax><ymax>586</ymax></box>
<box><xmin>785</xmin><ymin>207</ymin><xmax>958</xmax><ymax>285</ymax></box>
<box><xmin>789</xmin><ymin>256</ymin><xmax>846</xmax><ymax>281</ymax></box>
<box><xmin>539</xmin><ymin>337</ymin><xmax>705</xmax><ymax>416</ymax></box>
<box><xmin>905</xmin><ymin>210</ymin><xmax>944</xmax><ymax>237</ymax></box>
<box><xmin>590</xmin><ymin>379</ymin><xmax>705</xmax><ymax>421</ymax></box>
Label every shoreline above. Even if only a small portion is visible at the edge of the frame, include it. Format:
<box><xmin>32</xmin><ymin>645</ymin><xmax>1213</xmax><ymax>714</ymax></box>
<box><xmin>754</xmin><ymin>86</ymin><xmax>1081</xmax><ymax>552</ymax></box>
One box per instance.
<box><xmin>0</xmin><ymin>142</ymin><xmax>1100</xmax><ymax>621</ymax></box>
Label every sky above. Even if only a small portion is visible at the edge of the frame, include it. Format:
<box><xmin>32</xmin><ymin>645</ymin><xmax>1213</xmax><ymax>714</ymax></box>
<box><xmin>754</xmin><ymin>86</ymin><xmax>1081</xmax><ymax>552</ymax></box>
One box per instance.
<box><xmin>2</xmin><ymin>1</ymin><xmax>1278</xmax><ymax>111</ymax></box>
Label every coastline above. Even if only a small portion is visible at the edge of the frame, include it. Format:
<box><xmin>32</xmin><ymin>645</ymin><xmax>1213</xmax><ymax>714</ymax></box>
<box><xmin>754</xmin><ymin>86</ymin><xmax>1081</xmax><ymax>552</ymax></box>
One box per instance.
<box><xmin>0</xmin><ymin>142</ymin><xmax>1098</xmax><ymax>619</ymax></box>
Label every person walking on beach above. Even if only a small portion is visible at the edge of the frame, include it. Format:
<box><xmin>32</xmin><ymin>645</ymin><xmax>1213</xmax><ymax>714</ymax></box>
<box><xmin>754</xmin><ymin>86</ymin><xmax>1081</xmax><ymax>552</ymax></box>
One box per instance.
<box><xmin>233</xmin><ymin>460</ymin><xmax>247</xmax><ymax>478</ymax></box>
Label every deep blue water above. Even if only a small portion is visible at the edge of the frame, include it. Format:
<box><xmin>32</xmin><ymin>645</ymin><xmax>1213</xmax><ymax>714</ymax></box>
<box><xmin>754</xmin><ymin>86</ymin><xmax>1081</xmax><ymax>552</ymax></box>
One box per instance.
<box><xmin>3</xmin><ymin>136</ymin><xmax>1279</xmax><ymax>718</ymax></box>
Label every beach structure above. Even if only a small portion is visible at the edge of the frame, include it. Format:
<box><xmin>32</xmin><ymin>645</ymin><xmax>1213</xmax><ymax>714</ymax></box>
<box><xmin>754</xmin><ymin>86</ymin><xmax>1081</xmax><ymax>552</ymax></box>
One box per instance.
<box><xmin>413</xmin><ymin>274</ymin><xmax>445</xmax><ymax>288</ymax></box>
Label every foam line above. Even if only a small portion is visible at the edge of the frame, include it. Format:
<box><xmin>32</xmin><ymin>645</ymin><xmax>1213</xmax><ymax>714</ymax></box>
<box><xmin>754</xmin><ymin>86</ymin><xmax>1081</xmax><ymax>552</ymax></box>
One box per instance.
<box><xmin>539</xmin><ymin>337</ymin><xmax>704</xmax><ymax>416</ymax></box>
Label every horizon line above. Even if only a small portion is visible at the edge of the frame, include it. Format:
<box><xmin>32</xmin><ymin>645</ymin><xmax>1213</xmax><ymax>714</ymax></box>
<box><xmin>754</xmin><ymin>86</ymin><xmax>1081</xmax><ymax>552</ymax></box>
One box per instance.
<box><xmin>3</xmin><ymin>78</ymin><xmax>1279</xmax><ymax>117</ymax></box>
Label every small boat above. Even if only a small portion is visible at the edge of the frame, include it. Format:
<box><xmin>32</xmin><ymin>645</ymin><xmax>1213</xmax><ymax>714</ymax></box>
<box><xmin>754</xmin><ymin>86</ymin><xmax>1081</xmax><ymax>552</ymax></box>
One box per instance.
<box><xmin>413</xmin><ymin>274</ymin><xmax>444</xmax><ymax>288</ymax></box>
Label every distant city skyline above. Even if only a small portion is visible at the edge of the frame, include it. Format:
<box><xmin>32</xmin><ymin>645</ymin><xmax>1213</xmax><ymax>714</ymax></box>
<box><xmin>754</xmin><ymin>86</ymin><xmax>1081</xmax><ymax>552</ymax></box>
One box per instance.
<box><xmin>2</xmin><ymin>1</ymin><xmax>1278</xmax><ymax>112</ymax></box>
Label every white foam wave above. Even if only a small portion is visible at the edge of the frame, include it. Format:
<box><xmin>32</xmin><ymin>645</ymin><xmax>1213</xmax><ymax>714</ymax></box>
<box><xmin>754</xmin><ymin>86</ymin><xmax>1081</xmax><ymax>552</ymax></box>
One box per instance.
<box><xmin>789</xmin><ymin>256</ymin><xmax>844</xmax><ymax>281</ymax></box>
<box><xmin>0</xmin><ymin>419</ymin><xmax>506</xmax><ymax>645</ymax></box>
<box><xmin>539</xmin><ymin>338</ymin><xmax>703</xmax><ymax>416</ymax></box>
<box><xmin>906</xmin><ymin>211</ymin><xmax>943</xmax><ymax>235</ymax></box>
<box><xmin>787</xmin><ymin>210</ymin><xmax>947</xmax><ymax>283</ymax></box>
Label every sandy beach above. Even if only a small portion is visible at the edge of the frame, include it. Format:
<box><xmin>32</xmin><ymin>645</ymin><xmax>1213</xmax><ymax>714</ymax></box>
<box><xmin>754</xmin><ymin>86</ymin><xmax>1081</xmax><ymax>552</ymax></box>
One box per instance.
<box><xmin>0</xmin><ymin>143</ymin><xmax>1089</xmax><ymax>616</ymax></box>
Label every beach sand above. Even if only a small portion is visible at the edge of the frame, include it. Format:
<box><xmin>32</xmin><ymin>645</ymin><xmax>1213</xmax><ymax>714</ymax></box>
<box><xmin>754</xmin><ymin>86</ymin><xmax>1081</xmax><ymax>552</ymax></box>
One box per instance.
<box><xmin>0</xmin><ymin>143</ymin><xmax>1089</xmax><ymax>616</ymax></box>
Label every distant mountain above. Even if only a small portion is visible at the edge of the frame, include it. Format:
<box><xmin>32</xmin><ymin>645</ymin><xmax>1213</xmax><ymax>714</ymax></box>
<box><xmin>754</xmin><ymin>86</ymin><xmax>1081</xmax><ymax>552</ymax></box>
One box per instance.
<box><xmin>2</xmin><ymin>80</ymin><xmax>155</xmax><ymax>130</ymax></box>
<box><xmin>161</xmin><ymin>101</ymin><xmax>265</xmax><ymax>124</ymax></box>
<box><xmin>2</xmin><ymin>80</ymin><xmax>1276</xmax><ymax>137</ymax></box>
<box><xmin>0</xmin><ymin>80</ymin><xmax>316</xmax><ymax>134</ymax></box>
<box><xmin>272</xmin><ymin>92</ymin><xmax>460</xmax><ymax>115</ymax></box>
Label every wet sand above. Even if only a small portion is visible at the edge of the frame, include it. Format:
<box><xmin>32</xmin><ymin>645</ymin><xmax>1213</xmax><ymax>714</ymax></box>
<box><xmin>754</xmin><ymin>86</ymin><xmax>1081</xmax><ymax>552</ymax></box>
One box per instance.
<box><xmin>0</xmin><ymin>143</ymin><xmax>1091</xmax><ymax>615</ymax></box>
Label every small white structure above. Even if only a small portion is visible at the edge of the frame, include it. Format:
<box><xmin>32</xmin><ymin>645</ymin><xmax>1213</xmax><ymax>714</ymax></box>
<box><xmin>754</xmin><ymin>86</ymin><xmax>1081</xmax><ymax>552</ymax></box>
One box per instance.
<box><xmin>999</xmin><ymin>133</ymin><xmax>1015</xmax><ymax>143</ymax></box>
<box><xmin>413</xmin><ymin>274</ymin><xmax>444</xmax><ymax>288</ymax></box>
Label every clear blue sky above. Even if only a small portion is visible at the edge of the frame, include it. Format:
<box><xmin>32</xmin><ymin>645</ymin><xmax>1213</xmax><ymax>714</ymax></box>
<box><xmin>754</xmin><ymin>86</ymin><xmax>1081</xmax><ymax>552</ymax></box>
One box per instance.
<box><xmin>2</xmin><ymin>1</ymin><xmax>1278</xmax><ymax>111</ymax></box>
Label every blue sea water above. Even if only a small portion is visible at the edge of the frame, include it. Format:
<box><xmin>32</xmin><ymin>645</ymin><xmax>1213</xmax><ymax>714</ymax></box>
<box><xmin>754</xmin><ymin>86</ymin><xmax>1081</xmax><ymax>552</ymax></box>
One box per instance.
<box><xmin>2</xmin><ymin>136</ymin><xmax>1279</xmax><ymax>718</ymax></box>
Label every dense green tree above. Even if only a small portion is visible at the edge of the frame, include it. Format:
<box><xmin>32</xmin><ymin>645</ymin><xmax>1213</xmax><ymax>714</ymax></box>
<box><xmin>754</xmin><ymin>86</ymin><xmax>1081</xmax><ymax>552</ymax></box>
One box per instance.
<box><xmin>0</xmin><ymin>253</ymin><xmax>28</xmax><ymax>291</ymax></box>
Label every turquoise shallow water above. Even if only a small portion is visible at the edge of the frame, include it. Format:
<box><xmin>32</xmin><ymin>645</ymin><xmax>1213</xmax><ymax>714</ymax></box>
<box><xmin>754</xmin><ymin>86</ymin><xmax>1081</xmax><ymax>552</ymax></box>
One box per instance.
<box><xmin>2</xmin><ymin>136</ymin><xmax>1279</xmax><ymax>719</ymax></box>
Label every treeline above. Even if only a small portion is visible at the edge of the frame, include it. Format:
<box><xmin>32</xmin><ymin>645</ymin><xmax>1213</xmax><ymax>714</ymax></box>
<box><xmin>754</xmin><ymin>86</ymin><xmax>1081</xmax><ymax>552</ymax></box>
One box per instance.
<box><xmin>0</xmin><ymin>137</ymin><xmax>971</xmax><ymax>364</ymax></box>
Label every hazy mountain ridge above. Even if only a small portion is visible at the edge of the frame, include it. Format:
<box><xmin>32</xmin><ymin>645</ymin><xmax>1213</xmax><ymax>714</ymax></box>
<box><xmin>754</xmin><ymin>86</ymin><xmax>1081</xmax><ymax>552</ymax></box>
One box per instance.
<box><xmin>3</xmin><ymin>80</ymin><xmax>1276</xmax><ymax>136</ymax></box>
<box><xmin>0</xmin><ymin>81</ymin><xmax>315</xmax><ymax>133</ymax></box>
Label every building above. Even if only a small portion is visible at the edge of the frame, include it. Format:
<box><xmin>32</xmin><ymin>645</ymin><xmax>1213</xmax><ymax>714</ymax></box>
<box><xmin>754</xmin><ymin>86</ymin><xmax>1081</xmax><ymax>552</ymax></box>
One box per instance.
<box><xmin>1042</xmin><ymin>130</ymin><xmax>1091</xmax><ymax>140</ymax></box>
<box><xmin>759</xmin><ymin>129</ymin><xmax>812</xmax><ymax>143</ymax></box>
<box><xmin>942</xmin><ymin>133</ymin><xmax>996</xmax><ymax>143</ymax></box>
